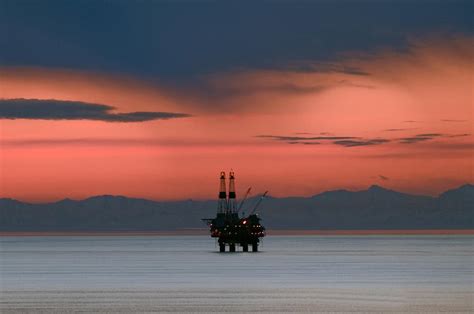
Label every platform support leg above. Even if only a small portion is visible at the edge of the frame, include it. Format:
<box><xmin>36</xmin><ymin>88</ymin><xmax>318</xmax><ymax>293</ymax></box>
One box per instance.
<box><xmin>252</xmin><ymin>243</ymin><xmax>258</xmax><ymax>252</ymax></box>
<box><xmin>229</xmin><ymin>243</ymin><xmax>236</xmax><ymax>252</ymax></box>
<box><xmin>219</xmin><ymin>243</ymin><xmax>225</xmax><ymax>252</ymax></box>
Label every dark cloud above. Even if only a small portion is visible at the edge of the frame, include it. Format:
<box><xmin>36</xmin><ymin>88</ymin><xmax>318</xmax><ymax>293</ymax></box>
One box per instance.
<box><xmin>441</xmin><ymin>119</ymin><xmax>467</xmax><ymax>122</ymax></box>
<box><xmin>257</xmin><ymin>134</ymin><xmax>390</xmax><ymax>148</ymax></box>
<box><xmin>159</xmin><ymin>80</ymin><xmax>332</xmax><ymax>114</ymax></box>
<box><xmin>399</xmin><ymin>137</ymin><xmax>432</xmax><ymax>144</ymax></box>
<box><xmin>403</xmin><ymin>120</ymin><xmax>420</xmax><ymax>123</ymax></box>
<box><xmin>0</xmin><ymin>99</ymin><xmax>191</xmax><ymax>122</ymax></box>
<box><xmin>379</xmin><ymin>175</ymin><xmax>389</xmax><ymax>180</ymax></box>
<box><xmin>171</xmin><ymin>82</ymin><xmax>328</xmax><ymax>105</ymax></box>
<box><xmin>297</xmin><ymin>62</ymin><xmax>372</xmax><ymax>76</ymax></box>
<box><xmin>1</xmin><ymin>2</ymin><xmax>470</xmax><ymax>81</ymax></box>
<box><xmin>200</xmin><ymin>83</ymin><xmax>328</xmax><ymax>97</ymax></box>
<box><xmin>337</xmin><ymin>80</ymin><xmax>376</xmax><ymax>89</ymax></box>
<box><xmin>256</xmin><ymin>135</ymin><xmax>358</xmax><ymax>141</ymax></box>
<box><xmin>384</xmin><ymin>128</ymin><xmax>416</xmax><ymax>132</ymax></box>
<box><xmin>400</xmin><ymin>133</ymin><xmax>471</xmax><ymax>144</ymax></box>
<box><xmin>287</xmin><ymin>141</ymin><xmax>320</xmax><ymax>145</ymax></box>
<box><xmin>448</xmin><ymin>133</ymin><xmax>471</xmax><ymax>138</ymax></box>
<box><xmin>259</xmin><ymin>84</ymin><xmax>326</xmax><ymax>95</ymax></box>
<box><xmin>333</xmin><ymin>139</ymin><xmax>390</xmax><ymax>147</ymax></box>
<box><xmin>259</xmin><ymin>131</ymin><xmax>468</xmax><ymax>148</ymax></box>
<box><xmin>337</xmin><ymin>66</ymin><xmax>370</xmax><ymax>76</ymax></box>
<box><xmin>415</xmin><ymin>133</ymin><xmax>443</xmax><ymax>137</ymax></box>
<box><xmin>399</xmin><ymin>133</ymin><xmax>445</xmax><ymax>144</ymax></box>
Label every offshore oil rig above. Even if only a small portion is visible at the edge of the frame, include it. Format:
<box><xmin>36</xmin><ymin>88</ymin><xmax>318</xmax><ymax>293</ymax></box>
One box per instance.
<box><xmin>203</xmin><ymin>171</ymin><xmax>267</xmax><ymax>252</ymax></box>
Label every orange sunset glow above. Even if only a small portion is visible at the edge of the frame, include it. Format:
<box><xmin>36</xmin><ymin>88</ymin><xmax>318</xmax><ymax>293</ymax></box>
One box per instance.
<box><xmin>0</xmin><ymin>35</ymin><xmax>472</xmax><ymax>202</ymax></box>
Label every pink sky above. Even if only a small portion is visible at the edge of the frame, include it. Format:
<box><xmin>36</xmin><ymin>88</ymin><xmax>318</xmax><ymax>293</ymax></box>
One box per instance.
<box><xmin>0</xmin><ymin>35</ymin><xmax>472</xmax><ymax>202</ymax></box>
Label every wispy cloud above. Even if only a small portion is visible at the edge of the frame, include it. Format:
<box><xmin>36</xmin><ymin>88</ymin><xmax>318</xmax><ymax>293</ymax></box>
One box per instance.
<box><xmin>256</xmin><ymin>135</ymin><xmax>358</xmax><ymax>141</ymax></box>
<box><xmin>256</xmin><ymin>134</ymin><xmax>390</xmax><ymax>148</ymax></box>
<box><xmin>384</xmin><ymin>128</ymin><xmax>416</xmax><ymax>132</ymax></box>
<box><xmin>415</xmin><ymin>133</ymin><xmax>443</xmax><ymax>137</ymax></box>
<box><xmin>400</xmin><ymin>137</ymin><xmax>434</xmax><ymax>144</ymax></box>
<box><xmin>441</xmin><ymin>119</ymin><xmax>467</xmax><ymax>122</ymax></box>
<box><xmin>288</xmin><ymin>141</ymin><xmax>320</xmax><ymax>145</ymax></box>
<box><xmin>333</xmin><ymin>139</ymin><xmax>390</xmax><ymax>147</ymax></box>
<box><xmin>258</xmin><ymin>131</ymin><xmax>471</xmax><ymax>148</ymax></box>
<box><xmin>336</xmin><ymin>66</ymin><xmax>371</xmax><ymax>76</ymax></box>
<box><xmin>400</xmin><ymin>133</ymin><xmax>443</xmax><ymax>144</ymax></box>
<box><xmin>448</xmin><ymin>133</ymin><xmax>471</xmax><ymax>138</ymax></box>
<box><xmin>0</xmin><ymin>99</ymin><xmax>191</xmax><ymax>122</ymax></box>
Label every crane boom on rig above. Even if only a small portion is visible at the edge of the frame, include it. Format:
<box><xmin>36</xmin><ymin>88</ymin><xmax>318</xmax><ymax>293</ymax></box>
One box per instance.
<box><xmin>237</xmin><ymin>187</ymin><xmax>252</xmax><ymax>213</ymax></box>
<box><xmin>249</xmin><ymin>191</ymin><xmax>268</xmax><ymax>215</ymax></box>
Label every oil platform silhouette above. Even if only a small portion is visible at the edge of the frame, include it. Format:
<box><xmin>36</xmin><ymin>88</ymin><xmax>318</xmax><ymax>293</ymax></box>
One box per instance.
<box><xmin>203</xmin><ymin>171</ymin><xmax>267</xmax><ymax>252</ymax></box>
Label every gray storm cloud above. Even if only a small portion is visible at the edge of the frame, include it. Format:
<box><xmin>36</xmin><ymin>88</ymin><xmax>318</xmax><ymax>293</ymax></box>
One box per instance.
<box><xmin>0</xmin><ymin>99</ymin><xmax>191</xmax><ymax>122</ymax></box>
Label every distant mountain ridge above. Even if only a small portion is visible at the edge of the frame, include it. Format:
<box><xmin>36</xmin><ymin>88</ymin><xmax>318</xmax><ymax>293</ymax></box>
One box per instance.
<box><xmin>1</xmin><ymin>184</ymin><xmax>472</xmax><ymax>231</ymax></box>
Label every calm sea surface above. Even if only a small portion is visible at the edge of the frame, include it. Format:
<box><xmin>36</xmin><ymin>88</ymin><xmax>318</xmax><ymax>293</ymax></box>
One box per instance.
<box><xmin>1</xmin><ymin>235</ymin><xmax>473</xmax><ymax>313</ymax></box>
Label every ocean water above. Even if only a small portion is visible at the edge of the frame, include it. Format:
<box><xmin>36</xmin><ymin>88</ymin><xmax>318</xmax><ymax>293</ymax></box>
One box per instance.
<box><xmin>1</xmin><ymin>235</ymin><xmax>472</xmax><ymax>313</ymax></box>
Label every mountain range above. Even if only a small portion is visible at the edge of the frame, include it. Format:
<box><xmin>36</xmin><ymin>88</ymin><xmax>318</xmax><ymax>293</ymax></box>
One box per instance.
<box><xmin>1</xmin><ymin>184</ymin><xmax>472</xmax><ymax>231</ymax></box>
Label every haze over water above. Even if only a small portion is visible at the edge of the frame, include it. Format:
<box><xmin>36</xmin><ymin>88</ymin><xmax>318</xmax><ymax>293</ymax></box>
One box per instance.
<box><xmin>1</xmin><ymin>235</ymin><xmax>472</xmax><ymax>312</ymax></box>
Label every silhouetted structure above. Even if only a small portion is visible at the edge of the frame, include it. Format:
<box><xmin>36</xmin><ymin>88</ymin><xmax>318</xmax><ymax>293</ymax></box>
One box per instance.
<box><xmin>203</xmin><ymin>171</ymin><xmax>267</xmax><ymax>252</ymax></box>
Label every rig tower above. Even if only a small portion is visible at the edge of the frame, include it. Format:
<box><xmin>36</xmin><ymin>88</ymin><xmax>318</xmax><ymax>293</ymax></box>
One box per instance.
<box><xmin>228</xmin><ymin>171</ymin><xmax>236</xmax><ymax>214</ymax></box>
<box><xmin>218</xmin><ymin>171</ymin><xmax>227</xmax><ymax>214</ymax></box>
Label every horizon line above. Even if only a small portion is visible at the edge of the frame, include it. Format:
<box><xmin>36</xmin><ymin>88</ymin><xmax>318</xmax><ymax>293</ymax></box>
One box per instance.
<box><xmin>1</xmin><ymin>229</ymin><xmax>473</xmax><ymax>237</ymax></box>
<box><xmin>2</xmin><ymin>182</ymin><xmax>472</xmax><ymax>204</ymax></box>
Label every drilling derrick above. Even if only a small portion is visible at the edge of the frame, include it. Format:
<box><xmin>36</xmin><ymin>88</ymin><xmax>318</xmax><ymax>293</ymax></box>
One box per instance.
<box><xmin>218</xmin><ymin>171</ymin><xmax>227</xmax><ymax>214</ymax></box>
<box><xmin>203</xmin><ymin>171</ymin><xmax>267</xmax><ymax>253</ymax></box>
<box><xmin>228</xmin><ymin>171</ymin><xmax>236</xmax><ymax>214</ymax></box>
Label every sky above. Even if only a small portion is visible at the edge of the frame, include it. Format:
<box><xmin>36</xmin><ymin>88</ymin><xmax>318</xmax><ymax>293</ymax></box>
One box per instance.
<box><xmin>0</xmin><ymin>1</ymin><xmax>472</xmax><ymax>202</ymax></box>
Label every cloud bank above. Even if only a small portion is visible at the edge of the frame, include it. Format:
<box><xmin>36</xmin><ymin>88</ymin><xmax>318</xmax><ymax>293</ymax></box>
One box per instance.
<box><xmin>257</xmin><ymin>132</ymin><xmax>471</xmax><ymax>148</ymax></box>
<box><xmin>0</xmin><ymin>99</ymin><xmax>191</xmax><ymax>122</ymax></box>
